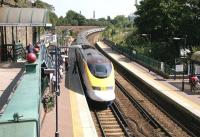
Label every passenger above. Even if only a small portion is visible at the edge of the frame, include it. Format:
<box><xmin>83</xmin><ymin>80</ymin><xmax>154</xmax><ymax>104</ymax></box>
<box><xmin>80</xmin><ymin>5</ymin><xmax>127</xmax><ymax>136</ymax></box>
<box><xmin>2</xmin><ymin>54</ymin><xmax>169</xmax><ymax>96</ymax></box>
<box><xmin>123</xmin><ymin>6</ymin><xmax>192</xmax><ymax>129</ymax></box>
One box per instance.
<box><xmin>190</xmin><ymin>74</ymin><xmax>199</xmax><ymax>91</ymax></box>
<box><xmin>72</xmin><ymin>59</ymin><xmax>77</xmax><ymax>74</ymax></box>
<box><xmin>72</xmin><ymin>49</ymin><xmax>77</xmax><ymax>74</ymax></box>
<box><xmin>59</xmin><ymin>55</ymin><xmax>64</xmax><ymax>66</ymax></box>
<box><xmin>42</xmin><ymin>95</ymin><xmax>48</xmax><ymax>113</ymax></box>
<box><xmin>65</xmin><ymin>58</ymin><xmax>68</xmax><ymax>71</ymax></box>
<box><xmin>59</xmin><ymin>65</ymin><xmax>64</xmax><ymax>78</ymax></box>
<box><xmin>26</xmin><ymin>43</ymin><xmax>34</xmax><ymax>53</ymax></box>
<box><xmin>52</xmin><ymin>74</ymin><xmax>56</xmax><ymax>92</ymax></box>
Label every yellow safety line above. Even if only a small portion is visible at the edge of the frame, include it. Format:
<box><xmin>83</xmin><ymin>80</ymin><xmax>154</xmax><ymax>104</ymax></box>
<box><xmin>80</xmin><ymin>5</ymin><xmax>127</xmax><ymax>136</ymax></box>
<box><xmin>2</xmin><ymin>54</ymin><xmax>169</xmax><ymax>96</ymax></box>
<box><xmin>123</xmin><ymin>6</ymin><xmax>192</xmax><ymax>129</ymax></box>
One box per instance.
<box><xmin>69</xmin><ymin>89</ymin><xmax>84</xmax><ymax>137</ymax></box>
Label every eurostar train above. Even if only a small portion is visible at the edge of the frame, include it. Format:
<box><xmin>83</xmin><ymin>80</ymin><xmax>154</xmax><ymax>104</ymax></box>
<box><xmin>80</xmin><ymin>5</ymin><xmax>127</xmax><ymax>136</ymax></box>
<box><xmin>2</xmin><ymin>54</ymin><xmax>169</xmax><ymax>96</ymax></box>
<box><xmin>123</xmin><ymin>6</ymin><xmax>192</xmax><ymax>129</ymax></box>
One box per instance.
<box><xmin>75</xmin><ymin>44</ymin><xmax>115</xmax><ymax>106</ymax></box>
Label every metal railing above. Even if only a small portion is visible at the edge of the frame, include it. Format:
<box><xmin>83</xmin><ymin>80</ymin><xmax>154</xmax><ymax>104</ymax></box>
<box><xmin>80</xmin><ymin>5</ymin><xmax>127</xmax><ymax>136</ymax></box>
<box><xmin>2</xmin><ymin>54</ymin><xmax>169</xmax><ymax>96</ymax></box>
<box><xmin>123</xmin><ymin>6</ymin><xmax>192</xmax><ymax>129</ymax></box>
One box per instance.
<box><xmin>103</xmin><ymin>39</ymin><xmax>174</xmax><ymax>77</ymax></box>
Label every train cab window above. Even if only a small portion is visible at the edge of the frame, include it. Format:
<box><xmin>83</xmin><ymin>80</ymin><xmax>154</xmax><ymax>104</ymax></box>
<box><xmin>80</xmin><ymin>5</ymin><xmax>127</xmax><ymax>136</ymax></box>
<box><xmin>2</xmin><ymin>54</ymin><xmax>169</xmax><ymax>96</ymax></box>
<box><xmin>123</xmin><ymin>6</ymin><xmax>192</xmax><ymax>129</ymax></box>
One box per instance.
<box><xmin>88</xmin><ymin>64</ymin><xmax>95</xmax><ymax>74</ymax></box>
<box><xmin>88</xmin><ymin>63</ymin><xmax>112</xmax><ymax>78</ymax></box>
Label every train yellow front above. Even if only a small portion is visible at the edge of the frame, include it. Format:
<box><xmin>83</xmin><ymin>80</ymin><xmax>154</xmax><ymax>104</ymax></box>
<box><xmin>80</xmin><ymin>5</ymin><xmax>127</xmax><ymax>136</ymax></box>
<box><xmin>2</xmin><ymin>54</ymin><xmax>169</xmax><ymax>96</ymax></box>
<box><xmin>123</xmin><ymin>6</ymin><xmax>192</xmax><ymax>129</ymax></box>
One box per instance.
<box><xmin>76</xmin><ymin>45</ymin><xmax>115</xmax><ymax>105</ymax></box>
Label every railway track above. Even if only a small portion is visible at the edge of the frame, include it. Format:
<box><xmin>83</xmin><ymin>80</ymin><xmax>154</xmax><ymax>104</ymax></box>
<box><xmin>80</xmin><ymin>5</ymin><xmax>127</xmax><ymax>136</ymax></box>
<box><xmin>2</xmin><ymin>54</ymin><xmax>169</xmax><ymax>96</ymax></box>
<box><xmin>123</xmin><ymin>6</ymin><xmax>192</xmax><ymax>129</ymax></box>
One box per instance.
<box><xmin>93</xmin><ymin>102</ymin><xmax>131</xmax><ymax>137</ymax></box>
<box><xmin>96</xmin><ymin>41</ymin><xmax>198</xmax><ymax>136</ymax></box>
<box><xmin>115</xmin><ymin>70</ymin><xmax>196</xmax><ymax>137</ymax></box>
<box><xmin>115</xmin><ymin>79</ymin><xmax>173</xmax><ymax>137</ymax></box>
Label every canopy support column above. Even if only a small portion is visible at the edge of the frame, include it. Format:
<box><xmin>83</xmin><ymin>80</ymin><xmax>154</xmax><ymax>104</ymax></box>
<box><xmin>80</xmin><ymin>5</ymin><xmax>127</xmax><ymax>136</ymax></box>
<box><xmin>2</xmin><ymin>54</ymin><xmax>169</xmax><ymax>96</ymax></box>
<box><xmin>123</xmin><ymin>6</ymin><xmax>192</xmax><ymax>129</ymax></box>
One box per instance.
<box><xmin>16</xmin><ymin>26</ymin><xmax>18</xmax><ymax>42</ymax></box>
<box><xmin>12</xmin><ymin>26</ymin><xmax>14</xmax><ymax>44</ymax></box>
<box><xmin>4</xmin><ymin>26</ymin><xmax>7</xmax><ymax>45</ymax></box>
<box><xmin>26</xmin><ymin>26</ymin><xmax>27</xmax><ymax>46</ymax></box>
<box><xmin>38</xmin><ymin>27</ymin><xmax>40</xmax><ymax>42</ymax></box>
<box><xmin>1</xmin><ymin>26</ymin><xmax>3</xmax><ymax>45</ymax></box>
<box><xmin>32</xmin><ymin>26</ymin><xmax>36</xmax><ymax>45</ymax></box>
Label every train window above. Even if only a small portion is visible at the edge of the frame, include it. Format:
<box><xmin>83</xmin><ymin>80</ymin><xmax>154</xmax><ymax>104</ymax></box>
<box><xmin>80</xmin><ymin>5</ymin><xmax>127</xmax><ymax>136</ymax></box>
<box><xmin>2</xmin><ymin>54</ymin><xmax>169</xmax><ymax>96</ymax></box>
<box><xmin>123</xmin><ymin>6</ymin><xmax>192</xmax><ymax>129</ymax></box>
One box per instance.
<box><xmin>88</xmin><ymin>63</ymin><xmax>112</xmax><ymax>78</ymax></box>
<box><xmin>88</xmin><ymin>64</ymin><xmax>95</xmax><ymax>74</ymax></box>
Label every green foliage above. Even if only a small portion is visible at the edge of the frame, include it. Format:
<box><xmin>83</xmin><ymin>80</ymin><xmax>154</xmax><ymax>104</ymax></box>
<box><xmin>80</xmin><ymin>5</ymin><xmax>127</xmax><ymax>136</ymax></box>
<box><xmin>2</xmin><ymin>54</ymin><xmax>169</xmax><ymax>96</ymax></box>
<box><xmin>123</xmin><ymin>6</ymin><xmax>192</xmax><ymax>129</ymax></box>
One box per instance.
<box><xmin>49</xmin><ymin>11</ymin><xmax>58</xmax><ymax>26</ymax></box>
<box><xmin>135</xmin><ymin>0</ymin><xmax>200</xmax><ymax>45</ymax></box>
<box><xmin>34</xmin><ymin>0</ymin><xmax>58</xmax><ymax>26</ymax></box>
<box><xmin>64</xmin><ymin>10</ymin><xmax>86</xmax><ymax>25</ymax></box>
<box><xmin>56</xmin><ymin>10</ymin><xmax>111</xmax><ymax>26</ymax></box>
<box><xmin>113</xmin><ymin>15</ymin><xmax>130</xmax><ymax>28</ymax></box>
<box><xmin>35</xmin><ymin>0</ymin><xmax>55</xmax><ymax>11</ymax></box>
<box><xmin>128</xmin><ymin>0</ymin><xmax>200</xmax><ymax>65</ymax></box>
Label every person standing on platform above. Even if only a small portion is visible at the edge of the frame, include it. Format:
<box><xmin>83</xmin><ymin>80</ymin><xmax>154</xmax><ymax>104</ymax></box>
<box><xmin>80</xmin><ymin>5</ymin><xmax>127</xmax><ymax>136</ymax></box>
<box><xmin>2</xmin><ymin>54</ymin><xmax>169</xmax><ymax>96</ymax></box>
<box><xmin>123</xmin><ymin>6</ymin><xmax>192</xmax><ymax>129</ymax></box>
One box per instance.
<box><xmin>65</xmin><ymin>58</ymin><xmax>68</xmax><ymax>71</ymax></box>
<box><xmin>72</xmin><ymin>58</ymin><xmax>77</xmax><ymax>74</ymax></box>
<box><xmin>72</xmin><ymin>49</ymin><xmax>77</xmax><ymax>74</ymax></box>
<box><xmin>190</xmin><ymin>74</ymin><xmax>199</xmax><ymax>91</ymax></box>
<box><xmin>42</xmin><ymin>95</ymin><xmax>48</xmax><ymax>113</ymax></box>
<box><xmin>26</xmin><ymin>42</ymin><xmax>34</xmax><ymax>53</ymax></box>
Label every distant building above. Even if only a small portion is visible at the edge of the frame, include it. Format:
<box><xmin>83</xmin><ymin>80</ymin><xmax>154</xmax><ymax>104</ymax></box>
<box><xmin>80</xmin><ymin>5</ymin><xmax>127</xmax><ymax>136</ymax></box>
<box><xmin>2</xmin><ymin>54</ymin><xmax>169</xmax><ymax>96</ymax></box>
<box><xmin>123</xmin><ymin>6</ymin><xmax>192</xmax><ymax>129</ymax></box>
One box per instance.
<box><xmin>93</xmin><ymin>10</ymin><xmax>95</xmax><ymax>19</ymax></box>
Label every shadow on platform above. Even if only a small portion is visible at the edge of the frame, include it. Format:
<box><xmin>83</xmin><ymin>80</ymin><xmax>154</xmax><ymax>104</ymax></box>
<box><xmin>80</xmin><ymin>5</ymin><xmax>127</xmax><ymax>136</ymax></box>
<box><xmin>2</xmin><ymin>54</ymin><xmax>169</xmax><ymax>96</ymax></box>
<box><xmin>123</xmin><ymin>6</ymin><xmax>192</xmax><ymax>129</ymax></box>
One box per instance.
<box><xmin>0</xmin><ymin>62</ymin><xmax>24</xmax><ymax>68</ymax></box>
<box><xmin>169</xmin><ymin>82</ymin><xmax>200</xmax><ymax>95</ymax></box>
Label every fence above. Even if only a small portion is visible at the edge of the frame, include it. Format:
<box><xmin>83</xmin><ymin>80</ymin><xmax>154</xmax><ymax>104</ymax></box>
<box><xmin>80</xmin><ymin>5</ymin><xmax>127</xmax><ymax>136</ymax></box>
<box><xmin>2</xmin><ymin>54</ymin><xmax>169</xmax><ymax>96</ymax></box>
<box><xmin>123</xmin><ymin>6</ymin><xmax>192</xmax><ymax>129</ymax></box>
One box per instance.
<box><xmin>103</xmin><ymin>39</ymin><xmax>174</xmax><ymax>78</ymax></box>
<box><xmin>1</xmin><ymin>43</ymin><xmax>25</xmax><ymax>61</ymax></box>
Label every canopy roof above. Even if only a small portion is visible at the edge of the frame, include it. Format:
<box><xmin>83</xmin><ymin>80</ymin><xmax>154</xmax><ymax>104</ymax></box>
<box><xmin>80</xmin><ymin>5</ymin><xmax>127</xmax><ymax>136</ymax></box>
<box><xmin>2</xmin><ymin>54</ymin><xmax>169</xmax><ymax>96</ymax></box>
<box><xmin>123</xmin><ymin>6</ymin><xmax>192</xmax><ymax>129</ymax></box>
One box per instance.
<box><xmin>0</xmin><ymin>7</ymin><xmax>52</xmax><ymax>26</ymax></box>
<box><xmin>191</xmin><ymin>51</ymin><xmax>200</xmax><ymax>62</ymax></box>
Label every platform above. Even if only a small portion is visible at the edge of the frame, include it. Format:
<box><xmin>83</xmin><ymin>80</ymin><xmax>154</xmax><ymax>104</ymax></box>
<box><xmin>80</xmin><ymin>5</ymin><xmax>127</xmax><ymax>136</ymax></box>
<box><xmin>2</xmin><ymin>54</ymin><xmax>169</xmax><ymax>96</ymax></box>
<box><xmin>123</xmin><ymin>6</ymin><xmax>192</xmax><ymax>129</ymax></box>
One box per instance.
<box><xmin>0</xmin><ymin>62</ymin><xmax>24</xmax><ymax>96</ymax></box>
<box><xmin>97</xmin><ymin>41</ymin><xmax>200</xmax><ymax>117</ymax></box>
<box><xmin>40</xmin><ymin>47</ymin><xmax>97</xmax><ymax>137</ymax></box>
<box><xmin>0</xmin><ymin>62</ymin><xmax>24</xmax><ymax>113</ymax></box>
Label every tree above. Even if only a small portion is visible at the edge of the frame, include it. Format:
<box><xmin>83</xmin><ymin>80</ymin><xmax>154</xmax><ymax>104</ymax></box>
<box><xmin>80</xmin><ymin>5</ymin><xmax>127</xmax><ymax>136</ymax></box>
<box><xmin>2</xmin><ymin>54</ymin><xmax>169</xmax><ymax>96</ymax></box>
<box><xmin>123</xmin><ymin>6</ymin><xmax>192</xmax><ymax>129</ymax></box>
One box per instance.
<box><xmin>56</xmin><ymin>16</ymin><xmax>64</xmax><ymax>26</ymax></box>
<box><xmin>49</xmin><ymin>11</ymin><xmax>58</xmax><ymax>26</ymax></box>
<box><xmin>135</xmin><ymin>0</ymin><xmax>200</xmax><ymax>45</ymax></box>
<box><xmin>65</xmin><ymin>10</ymin><xmax>86</xmax><ymax>25</ymax></box>
<box><xmin>35</xmin><ymin>0</ymin><xmax>54</xmax><ymax>11</ymax></box>
<box><xmin>34</xmin><ymin>0</ymin><xmax>58</xmax><ymax>26</ymax></box>
<box><xmin>113</xmin><ymin>15</ymin><xmax>129</xmax><ymax>28</ymax></box>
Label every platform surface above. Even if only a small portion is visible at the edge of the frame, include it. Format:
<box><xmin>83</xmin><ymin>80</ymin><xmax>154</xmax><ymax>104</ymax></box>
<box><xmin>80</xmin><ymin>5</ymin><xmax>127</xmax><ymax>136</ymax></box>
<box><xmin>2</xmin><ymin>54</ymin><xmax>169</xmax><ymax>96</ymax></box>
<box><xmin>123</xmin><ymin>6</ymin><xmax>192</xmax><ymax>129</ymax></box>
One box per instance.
<box><xmin>40</xmin><ymin>47</ymin><xmax>97</xmax><ymax>137</ymax></box>
<box><xmin>0</xmin><ymin>62</ymin><xmax>23</xmax><ymax>97</ymax></box>
<box><xmin>97</xmin><ymin>41</ymin><xmax>200</xmax><ymax>117</ymax></box>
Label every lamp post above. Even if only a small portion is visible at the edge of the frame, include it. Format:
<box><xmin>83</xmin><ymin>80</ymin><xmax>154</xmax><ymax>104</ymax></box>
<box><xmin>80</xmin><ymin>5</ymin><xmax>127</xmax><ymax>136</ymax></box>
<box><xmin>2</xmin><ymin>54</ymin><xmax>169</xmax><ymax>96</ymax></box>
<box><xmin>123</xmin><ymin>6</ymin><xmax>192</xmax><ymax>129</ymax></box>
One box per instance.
<box><xmin>141</xmin><ymin>33</ymin><xmax>151</xmax><ymax>71</ymax></box>
<box><xmin>173</xmin><ymin>37</ymin><xmax>187</xmax><ymax>91</ymax></box>
<box><xmin>55</xmin><ymin>46</ymin><xmax>60</xmax><ymax>137</ymax></box>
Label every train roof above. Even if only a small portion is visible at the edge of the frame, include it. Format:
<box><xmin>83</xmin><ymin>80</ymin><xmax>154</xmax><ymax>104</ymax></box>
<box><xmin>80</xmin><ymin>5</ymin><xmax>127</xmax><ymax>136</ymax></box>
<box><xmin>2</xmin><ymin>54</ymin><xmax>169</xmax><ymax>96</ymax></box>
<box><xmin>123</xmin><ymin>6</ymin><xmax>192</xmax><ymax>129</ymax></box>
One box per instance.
<box><xmin>80</xmin><ymin>45</ymin><xmax>110</xmax><ymax>64</ymax></box>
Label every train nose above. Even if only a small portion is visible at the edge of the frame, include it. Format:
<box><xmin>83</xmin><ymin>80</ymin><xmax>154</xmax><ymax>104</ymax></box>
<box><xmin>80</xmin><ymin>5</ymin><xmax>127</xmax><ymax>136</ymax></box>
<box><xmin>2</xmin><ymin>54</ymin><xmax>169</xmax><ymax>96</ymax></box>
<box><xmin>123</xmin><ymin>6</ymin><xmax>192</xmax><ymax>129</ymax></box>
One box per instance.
<box><xmin>88</xmin><ymin>90</ymin><xmax>115</xmax><ymax>102</ymax></box>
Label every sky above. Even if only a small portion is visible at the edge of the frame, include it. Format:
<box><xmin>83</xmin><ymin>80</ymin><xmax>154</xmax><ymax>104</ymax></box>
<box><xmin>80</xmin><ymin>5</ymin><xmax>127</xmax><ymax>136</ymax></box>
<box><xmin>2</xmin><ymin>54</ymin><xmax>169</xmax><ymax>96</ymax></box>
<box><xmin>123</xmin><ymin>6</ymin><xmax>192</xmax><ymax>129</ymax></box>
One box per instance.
<box><xmin>41</xmin><ymin>0</ymin><xmax>139</xmax><ymax>19</ymax></box>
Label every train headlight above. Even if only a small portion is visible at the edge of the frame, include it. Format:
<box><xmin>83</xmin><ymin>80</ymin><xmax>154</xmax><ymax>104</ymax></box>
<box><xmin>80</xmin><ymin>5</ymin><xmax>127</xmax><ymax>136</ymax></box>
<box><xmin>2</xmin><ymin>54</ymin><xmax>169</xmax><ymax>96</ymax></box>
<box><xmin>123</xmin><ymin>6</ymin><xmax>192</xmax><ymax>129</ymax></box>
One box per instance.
<box><xmin>92</xmin><ymin>86</ymin><xmax>113</xmax><ymax>90</ymax></box>
<box><xmin>92</xmin><ymin>86</ymin><xmax>101</xmax><ymax>90</ymax></box>
<box><xmin>106</xmin><ymin>86</ymin><xmax>113</xmax><ymax>90</ymax></box>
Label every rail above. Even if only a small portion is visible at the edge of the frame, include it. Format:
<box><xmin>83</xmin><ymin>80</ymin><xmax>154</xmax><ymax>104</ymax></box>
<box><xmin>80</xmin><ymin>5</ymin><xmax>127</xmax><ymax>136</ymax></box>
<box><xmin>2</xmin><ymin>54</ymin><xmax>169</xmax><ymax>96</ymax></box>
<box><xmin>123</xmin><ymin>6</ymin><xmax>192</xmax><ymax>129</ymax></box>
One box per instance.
<box><xmin>94</xmin><ymin>102</ymin><xmax>131</xmax><ymax>137</ymax></box>
<box><xmin>103</xmin><ymin>38</ymin><xmax>174</xmax><ymax>78</ymax></box>
<box><xmin>96</xmin><ymin>42</ymin><xmax>199</xmax><ymax>136</ymax></box>
<box><xmin>116</xmin><ymin>80</ymin><xmax>172</xmax><ymax>137</ymax></box>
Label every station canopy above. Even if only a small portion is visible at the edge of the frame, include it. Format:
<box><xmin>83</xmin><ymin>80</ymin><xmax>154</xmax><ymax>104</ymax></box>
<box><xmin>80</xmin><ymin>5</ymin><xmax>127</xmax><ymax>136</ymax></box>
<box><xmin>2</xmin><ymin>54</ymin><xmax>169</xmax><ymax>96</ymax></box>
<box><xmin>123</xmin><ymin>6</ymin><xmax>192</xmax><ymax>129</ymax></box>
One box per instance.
<box><xmin>0</xmin><ymin>7</ymin><xmax>52</xmax><ymax>27</ymax></box>
<box><xmin>191</xmin><ymin>51</ymin><xmax>200</xmax><ymax>62</ymax></box>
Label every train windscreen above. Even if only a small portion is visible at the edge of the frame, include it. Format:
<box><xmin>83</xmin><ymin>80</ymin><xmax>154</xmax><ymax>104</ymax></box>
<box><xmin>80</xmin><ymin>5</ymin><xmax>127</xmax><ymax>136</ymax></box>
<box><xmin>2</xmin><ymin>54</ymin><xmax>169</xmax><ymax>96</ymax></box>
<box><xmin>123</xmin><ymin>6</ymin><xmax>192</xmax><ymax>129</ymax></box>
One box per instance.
<box><xmin>88</xmin><ymin>63</ymin><xmax>112</xmax><ymax>78</ymax></box>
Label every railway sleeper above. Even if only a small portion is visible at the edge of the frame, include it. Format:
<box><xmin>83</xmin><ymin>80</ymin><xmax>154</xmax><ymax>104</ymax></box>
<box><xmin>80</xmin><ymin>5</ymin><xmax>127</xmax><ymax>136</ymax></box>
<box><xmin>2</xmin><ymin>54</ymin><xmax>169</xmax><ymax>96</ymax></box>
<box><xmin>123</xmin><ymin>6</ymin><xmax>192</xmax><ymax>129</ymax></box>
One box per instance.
<box><xmin>98</xmin><ymin>110</ymin><xmax>112</xmax><ymax>112</ymax></box>
<box><xmin>99</xmin><ymin>117</ymin><xmax>116</xmax><ymax>121</ymax></box>
<box><xmin>101</xmin><ymin>121</ymin><xmax>118</xmax><ymax>124</ymax></box>
<box><xmin>105</xmin><ymin>132</ymin><xmax>125</xmax><ymax>136</ymax></box>
<box><xmin>104</xmin><ymin>128</ymin><xmax>123</xmax><ymax>132</ymax></box>
<box><xmin>98</xmin><ymin>114</ymin><xmax>114</xmax><ymax>118</ymax></box>
<box><xmin>98</xmin><ymin>112</ymin><xmax>113</xmax><ymax>115</ymax></box>
<box><xmin>103</xmin><ymin>125</ymin><xmax>121</xmax><ymax>128</ymax></box>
